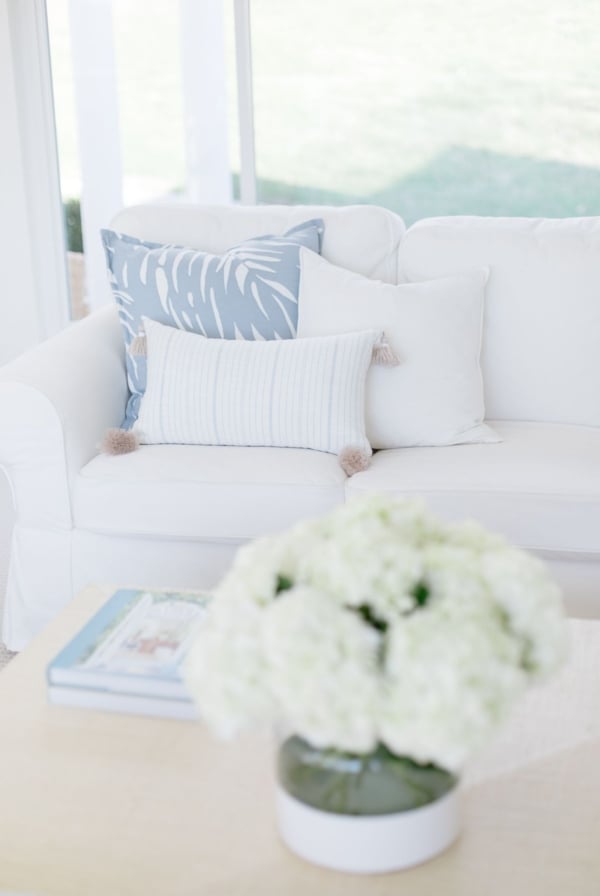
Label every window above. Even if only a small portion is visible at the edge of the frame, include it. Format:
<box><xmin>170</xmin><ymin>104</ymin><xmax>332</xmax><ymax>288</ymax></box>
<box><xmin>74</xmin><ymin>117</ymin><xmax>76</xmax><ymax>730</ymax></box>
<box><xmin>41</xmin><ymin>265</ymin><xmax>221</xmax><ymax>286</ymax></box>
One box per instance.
<box><xmin>47</xmin><ymin>0</ymin><xmax>238</xmax><ymax>317</ymax></box>
<box><xmin>46</xmin><ymin>0</ymin><xmax>600</xmax><ymax>320</ymax></box>
<box><xmin>250</xmin><ymin>0</ymin><xmax>600</xmax><ymax>222</ymax></box>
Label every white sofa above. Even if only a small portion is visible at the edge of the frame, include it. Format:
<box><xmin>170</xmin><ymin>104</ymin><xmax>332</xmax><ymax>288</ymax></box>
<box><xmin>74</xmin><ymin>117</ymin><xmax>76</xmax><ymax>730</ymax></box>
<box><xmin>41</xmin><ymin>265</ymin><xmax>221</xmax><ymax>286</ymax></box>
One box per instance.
<box><xmin>2</xmin><ymin>203</ymin><xmax>600</xmax><ymax>650</ymax></box>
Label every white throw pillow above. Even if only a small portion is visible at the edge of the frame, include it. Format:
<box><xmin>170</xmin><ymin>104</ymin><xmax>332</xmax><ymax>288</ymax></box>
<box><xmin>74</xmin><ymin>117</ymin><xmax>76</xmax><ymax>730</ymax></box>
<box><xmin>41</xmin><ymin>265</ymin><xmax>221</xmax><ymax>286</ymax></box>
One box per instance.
<box><xmin>136</xmin><ymin>317</ymin><xmax>377</xmax><ymax>456</ymax></box>
<box><xmin>297</xmin><ymin>249</ymin><xmax>499</xmax><ymax>449</ymax></box>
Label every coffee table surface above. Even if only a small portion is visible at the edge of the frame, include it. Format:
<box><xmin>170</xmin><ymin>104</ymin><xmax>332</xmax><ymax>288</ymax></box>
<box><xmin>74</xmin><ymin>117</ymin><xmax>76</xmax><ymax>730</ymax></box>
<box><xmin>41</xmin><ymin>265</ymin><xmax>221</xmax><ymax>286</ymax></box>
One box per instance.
<box><xmin>0</xmin><ymin>587</ymin><xmax>598</xmax><ymax>896</ymax></box>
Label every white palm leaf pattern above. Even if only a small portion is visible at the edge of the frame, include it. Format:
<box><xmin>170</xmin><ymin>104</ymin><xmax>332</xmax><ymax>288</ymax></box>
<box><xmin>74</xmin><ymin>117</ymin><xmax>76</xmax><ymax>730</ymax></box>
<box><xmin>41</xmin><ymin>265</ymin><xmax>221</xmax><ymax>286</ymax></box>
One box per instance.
<box><xmin>101</xmin><ymin>220</ymin><xmax>324</xmax><ymax>428</ymax></box>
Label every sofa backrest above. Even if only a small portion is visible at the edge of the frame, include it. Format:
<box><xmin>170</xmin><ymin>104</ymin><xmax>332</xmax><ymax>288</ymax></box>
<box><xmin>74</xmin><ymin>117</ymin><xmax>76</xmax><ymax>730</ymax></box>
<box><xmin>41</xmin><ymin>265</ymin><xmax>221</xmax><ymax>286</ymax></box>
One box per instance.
<box><xmin>110</xmin><ymin>203</ymin><xmax>600</xmax><ymax>428</ymax></box>
<box><xmin>110</xmin><ymin>203</ymin><xmax>404</xmax><ymax>285</ymax></box>
<box><xmin>399</xmin><ymin>216</ymin><xmax>600</xmax><ymax>427</ymax></box>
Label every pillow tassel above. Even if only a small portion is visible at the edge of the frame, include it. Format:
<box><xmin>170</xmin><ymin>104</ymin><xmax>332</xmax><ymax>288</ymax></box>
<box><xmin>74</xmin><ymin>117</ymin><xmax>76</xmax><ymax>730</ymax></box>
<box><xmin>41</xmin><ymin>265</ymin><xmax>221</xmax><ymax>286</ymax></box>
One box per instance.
<box><xmin>129</xmin><ymin>333</ymin><xmax>147</xmax><ymax>357</ymax></box>
<box><xmin>101</xmin><ymin>428</ymin><xmax>139</xmax><ymax>455</ymax></box>
<box><xmin>338</xmin><ymin>446</ymin><xmax>371</xmax><ymax>476</ymax></box>
<box><xmin>372</xmin><ymin>333</ymin><xmax>400</xmax><ymax>367</ymax></box>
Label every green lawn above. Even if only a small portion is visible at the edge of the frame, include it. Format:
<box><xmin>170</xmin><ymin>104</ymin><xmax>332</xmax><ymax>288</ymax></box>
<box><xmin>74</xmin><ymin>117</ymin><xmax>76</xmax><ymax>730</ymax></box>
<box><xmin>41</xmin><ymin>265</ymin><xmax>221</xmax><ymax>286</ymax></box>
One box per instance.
<box><xmin>48</xmin><ymin>0</ymin><xmax>600</xmax><ymax>224</ymax></box>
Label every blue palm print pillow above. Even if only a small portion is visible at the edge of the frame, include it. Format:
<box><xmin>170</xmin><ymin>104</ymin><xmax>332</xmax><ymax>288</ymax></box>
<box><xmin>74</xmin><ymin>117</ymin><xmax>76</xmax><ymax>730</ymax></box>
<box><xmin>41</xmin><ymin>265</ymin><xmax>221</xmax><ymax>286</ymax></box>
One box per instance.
<box><xmin>102</xmin><ymin>219</ymin><xmax>324</xmax><ymax>429</ymax></box>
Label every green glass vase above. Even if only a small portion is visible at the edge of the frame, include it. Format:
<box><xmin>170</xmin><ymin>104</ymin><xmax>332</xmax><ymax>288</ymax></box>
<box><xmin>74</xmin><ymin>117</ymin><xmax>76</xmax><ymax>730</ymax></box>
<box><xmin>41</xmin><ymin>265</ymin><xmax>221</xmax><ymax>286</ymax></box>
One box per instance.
<box><xmin>278</xmin><ymin>735</ymin><xmax>457</xmax><ymax>816</ymax></box>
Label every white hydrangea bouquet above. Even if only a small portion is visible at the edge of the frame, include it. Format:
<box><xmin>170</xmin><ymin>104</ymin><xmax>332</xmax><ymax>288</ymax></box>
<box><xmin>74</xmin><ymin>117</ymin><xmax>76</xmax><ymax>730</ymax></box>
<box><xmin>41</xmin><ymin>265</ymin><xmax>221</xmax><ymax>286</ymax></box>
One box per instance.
<box><xmin>185</xmin><ymin>495</ymin><xmax>567</xmax><ymax>872</ymax></box>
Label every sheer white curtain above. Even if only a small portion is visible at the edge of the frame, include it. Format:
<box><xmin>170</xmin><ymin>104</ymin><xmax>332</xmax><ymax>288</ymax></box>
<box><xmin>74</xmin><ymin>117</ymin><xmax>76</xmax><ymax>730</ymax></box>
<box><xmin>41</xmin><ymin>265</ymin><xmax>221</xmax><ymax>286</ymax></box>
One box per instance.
<box><xmin>0</xmin><ymin>0</ymin><xmax>69</xmax><ymax>364</ymax></box>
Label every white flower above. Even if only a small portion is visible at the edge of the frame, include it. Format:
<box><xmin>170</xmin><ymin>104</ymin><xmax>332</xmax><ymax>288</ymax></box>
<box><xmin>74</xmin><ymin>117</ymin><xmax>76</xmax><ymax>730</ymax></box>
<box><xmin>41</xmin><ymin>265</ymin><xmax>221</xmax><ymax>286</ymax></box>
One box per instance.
<box><xmin>445</xmin><ymin>518</ymin><xmax>509</xmax><ymax>554</ymax></box>
<box><xmin>184</xmin><ymin>596</ymin><xmax>271</xmax><ymax>737</ymax></box>
<box><xmin>262</xmin><ymin>586</ymin><xmax>380</xmax><ymax>753</ymax></box>
<box><xmin>295</xmin><ymin>528</ymin><xmax>423</xmax><ymax>618</ymax></box>
<box><xmin>216</xmin><ymin>535</ymin><xmax>287</xmax><ymax>607</ymax></box>
<box><xmin>480</xmin><ymin>549</ymin><xmax>568</xmax><ymax>679</ymax></box>
<box><xmin>184</xmin><ymin>495</ymin><xmax>568</xmax><ymax>772</ymax></box>
<box><xmin>421</xmin><ymin>543</ymin><xmax>488</xmax><ymax>607</ymax></box>
<box><xmin>380</xmin><ymin>600</ymin><xmax>526</xmax><ymax>771</ymax></box>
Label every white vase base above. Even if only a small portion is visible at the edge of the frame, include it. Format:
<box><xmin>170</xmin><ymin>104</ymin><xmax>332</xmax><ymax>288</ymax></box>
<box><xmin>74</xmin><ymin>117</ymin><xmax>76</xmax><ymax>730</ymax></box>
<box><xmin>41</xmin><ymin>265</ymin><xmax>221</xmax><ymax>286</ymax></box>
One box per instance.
<box><xmin>276</xmin><ymin>785</ymin><xmax>460</xmax><ymax>874</ymax></box>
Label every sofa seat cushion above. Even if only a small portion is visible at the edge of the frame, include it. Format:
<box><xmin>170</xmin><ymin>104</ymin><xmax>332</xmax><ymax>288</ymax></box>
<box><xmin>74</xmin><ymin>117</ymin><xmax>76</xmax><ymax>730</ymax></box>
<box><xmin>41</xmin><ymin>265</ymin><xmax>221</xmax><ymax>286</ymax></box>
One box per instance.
<box><xmin>346</xmin><ymin>421</ymin><xmax>600</xmax><ymax>555</ymax></box>
<box><xmin>75</xmin><ymin>445</ymin><xmax>346</xmax><ymax>540</ymax></box>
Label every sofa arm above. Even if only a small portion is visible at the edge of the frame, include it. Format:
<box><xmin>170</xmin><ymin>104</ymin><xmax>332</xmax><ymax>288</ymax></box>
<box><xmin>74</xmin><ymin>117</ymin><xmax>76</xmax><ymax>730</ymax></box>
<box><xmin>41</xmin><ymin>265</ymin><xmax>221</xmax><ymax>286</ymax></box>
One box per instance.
<box><xmin>0</xmin><ymin>305</ymin><xmax>127</xmax><ymax>529</ymax></box>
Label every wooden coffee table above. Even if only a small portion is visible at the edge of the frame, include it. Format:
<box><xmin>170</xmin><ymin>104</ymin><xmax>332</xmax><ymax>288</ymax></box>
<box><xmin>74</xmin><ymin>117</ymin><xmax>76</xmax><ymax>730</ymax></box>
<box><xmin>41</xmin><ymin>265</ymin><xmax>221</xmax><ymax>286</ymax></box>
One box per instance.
<box><xmin>0</xmin><ymin>587</ymin><xmax>598</xmax><ymax>896</ymax></box>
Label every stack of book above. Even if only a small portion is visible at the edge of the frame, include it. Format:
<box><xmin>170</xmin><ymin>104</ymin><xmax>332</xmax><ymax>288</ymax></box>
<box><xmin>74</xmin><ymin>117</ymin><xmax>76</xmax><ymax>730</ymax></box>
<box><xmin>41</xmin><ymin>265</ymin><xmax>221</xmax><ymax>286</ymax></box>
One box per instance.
<box><xmin>47</xmin><ymin>588</ymin><xmax>209</xmax><ymax>719</ymax></box>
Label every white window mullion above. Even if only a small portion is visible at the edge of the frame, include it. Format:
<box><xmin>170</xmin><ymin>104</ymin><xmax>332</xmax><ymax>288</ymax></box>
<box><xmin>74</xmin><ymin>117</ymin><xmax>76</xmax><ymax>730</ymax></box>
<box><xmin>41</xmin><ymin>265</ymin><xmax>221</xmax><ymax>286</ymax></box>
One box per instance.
<box><xmin>179</xmin><ymin>0</ymin><xmax>232</xmax><ymax>204</ymax></box>
<box><xmin>68</xmin><ymin>0</ymin><xmax>123</xmax><ymax>311</ymax></box>
<box><xmin>233</xmin><ymin>0</ymin><xmax>257</xmax><ymax>205</ymax></box>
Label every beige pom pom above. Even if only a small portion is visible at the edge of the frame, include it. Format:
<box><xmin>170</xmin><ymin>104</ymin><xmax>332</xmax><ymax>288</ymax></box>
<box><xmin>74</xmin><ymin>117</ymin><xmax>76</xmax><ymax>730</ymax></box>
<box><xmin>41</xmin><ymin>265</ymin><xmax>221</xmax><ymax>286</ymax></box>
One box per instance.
<box><xmin>101</xmin><ymin>428</ymin><xmax>139</xmax><ymax>455</ymax></box>
<box><xmin>338</xmin><ymin>446</ymin><xmax>371</xmax><ymax>476</ymax></box>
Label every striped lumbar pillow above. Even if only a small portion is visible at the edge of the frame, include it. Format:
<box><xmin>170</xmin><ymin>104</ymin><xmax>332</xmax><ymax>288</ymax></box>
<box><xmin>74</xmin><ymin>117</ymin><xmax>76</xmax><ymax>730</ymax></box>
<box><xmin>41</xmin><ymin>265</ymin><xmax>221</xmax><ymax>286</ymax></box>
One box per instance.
<box><xmin>135</xmin><ymin>318</ymin><xmax>377</xmax><ymax>458</ymax></box>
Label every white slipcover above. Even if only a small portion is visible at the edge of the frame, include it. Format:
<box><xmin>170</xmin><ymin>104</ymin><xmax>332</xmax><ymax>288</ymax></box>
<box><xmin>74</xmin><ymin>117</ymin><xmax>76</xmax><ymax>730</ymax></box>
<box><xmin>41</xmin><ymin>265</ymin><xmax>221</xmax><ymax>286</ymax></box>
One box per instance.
<box><xmin>399</xmin><ymin>216</ymin><xmax>600</xmax><ymax>426</ymax></box>
<box><xmin>2</xmin><ymin>203</ymin><xmax>600</xmax><ymax>649</ymax></box>
<box><xmin>0</xmin><ymin>203</ymin><xmax>404</xmax><ymax>649</ymax></box>
<box><xmin>112</xmin><ymin>203</ymin><xmax>405</xmax><ymax>283</ymax></box>
<box><xmin>347</xmin><ymin>421</ymin><xmax>600</xmax><ymax>555</ymax></box>
<box><xmin>75</xmin><ymin>445</ymin><xmax>346</xmax><ymax>540</ymax></box>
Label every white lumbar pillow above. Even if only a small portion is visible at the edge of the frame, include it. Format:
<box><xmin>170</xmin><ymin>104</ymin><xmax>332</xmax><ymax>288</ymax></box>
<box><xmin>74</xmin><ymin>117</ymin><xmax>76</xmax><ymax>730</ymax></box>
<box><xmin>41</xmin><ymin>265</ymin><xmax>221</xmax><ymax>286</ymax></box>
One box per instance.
<box><xmin>297</xmin><ymin>248</ymin><xmax>499</xmax><ymax>449</ymax></box>
<box><xmin>135</xmin><ymin>317</ymin><xmax>378</xmax><ymax>460</ymax></box>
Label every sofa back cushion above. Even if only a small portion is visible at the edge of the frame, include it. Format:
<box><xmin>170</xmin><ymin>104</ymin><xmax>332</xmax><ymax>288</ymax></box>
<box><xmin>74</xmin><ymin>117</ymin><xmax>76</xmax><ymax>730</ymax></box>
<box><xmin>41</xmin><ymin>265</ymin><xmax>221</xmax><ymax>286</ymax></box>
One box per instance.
<box><xmin>111</xmin><ymin>203</ymin><xmax>405</xmax><ymax>284</ymax></box>
<box><xmin>398</xmin><ymin>216</ymin><xmax>600</xmax><ymax>426</ymax></box>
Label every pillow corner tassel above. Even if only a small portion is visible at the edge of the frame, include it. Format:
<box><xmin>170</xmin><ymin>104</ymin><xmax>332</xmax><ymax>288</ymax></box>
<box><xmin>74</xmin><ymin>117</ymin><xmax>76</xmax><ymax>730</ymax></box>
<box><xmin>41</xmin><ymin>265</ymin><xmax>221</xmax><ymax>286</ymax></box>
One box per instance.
<box><xmin>338</xmin><ymin>446</ymin><xmax>371</xmax><ymax>476</ymax></box>
<box><xmin>372</xmin><ymin>332</ymin><xmax>400</xmax><ymax>367</ymax></box>
<box><xmin>100</xmin><ymin>428</ymin><xmax>139</xmax><ymax>456</ymax></box>
<box><xmin>129</xmin><ymin>330</ymin><xmax>147</xmax><ymax>357</ymax></box>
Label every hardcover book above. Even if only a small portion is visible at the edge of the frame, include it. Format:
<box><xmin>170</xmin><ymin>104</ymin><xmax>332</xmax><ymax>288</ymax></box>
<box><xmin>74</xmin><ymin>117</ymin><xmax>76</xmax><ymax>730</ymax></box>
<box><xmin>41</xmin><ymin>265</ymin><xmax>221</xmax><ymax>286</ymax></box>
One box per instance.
<box><xmin>47</xmin><ymin>588</ymin><xmax>209</xmax><ymax>718</ymax></box>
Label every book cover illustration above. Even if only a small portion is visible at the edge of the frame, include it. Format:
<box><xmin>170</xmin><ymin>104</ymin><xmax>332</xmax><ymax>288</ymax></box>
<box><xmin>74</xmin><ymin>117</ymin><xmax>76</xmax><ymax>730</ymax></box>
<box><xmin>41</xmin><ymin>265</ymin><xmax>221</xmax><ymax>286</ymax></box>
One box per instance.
<box><xmin>48</xmin><ymin>589</ymin><xmax>209</xmax><ymax>693</ymax></box>
<box><xmin>79</xmin><ymin>591</ymin><xmax>206</xmax><ymax>678</ymax></box>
